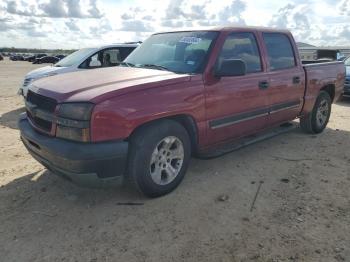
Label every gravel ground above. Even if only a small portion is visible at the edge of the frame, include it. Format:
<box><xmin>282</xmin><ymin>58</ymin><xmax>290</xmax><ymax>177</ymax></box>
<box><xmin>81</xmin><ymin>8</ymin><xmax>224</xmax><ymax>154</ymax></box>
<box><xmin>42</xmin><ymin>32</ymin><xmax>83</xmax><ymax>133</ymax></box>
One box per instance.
<box><xmin>0</xmin><ymin>58</ymin><xmax>349</xmax><ymax>262</ymax></box>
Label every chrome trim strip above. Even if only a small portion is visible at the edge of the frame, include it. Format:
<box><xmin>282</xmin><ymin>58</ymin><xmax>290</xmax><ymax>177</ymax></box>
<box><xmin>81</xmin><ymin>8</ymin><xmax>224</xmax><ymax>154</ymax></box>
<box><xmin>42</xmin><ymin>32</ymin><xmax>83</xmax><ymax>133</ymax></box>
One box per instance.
<box><xmin>209</xmin><ymin>100</ymin><xmax>300</xmax><ymax>129</ymax></box>
<box><xmin>211</xmin><ymin>112</ymin><xmax>269</xmax><ymax>129</ymax></box>
<box><xmin>270</xmin><ymin>105</ymin><xmax>300</xmax><ymax>114</ymax></box>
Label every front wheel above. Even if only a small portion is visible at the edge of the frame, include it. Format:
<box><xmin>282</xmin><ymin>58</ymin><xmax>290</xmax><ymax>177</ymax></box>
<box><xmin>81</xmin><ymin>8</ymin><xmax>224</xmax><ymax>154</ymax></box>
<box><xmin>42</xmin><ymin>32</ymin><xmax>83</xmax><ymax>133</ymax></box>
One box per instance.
<box><xmin>300</xmin><ymin>91</ymin><xmax>332</xmax><ymax>134</ymax></box>
<box><xmin>127</xmin><ymin>120</ymin><xmax>191</xmax><ymax>197</ymax></box>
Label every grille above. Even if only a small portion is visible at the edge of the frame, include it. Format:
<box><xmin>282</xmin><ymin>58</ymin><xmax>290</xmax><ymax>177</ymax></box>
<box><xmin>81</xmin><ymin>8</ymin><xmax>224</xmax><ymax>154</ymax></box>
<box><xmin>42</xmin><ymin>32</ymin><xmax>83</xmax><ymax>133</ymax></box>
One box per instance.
<box><xmin>27</xmin><ymin>111</ymin><xmax>52</xmax><ymax>132</ymax></box>
<box><xmin>27</xmin><ymin>90</ymin><xmax>57</xmax><ymax>113</ymax></box>
<box><xmin>26</xmin><ymin>90</ymin><xmax>57</xmax><ymax>132</ymax></box>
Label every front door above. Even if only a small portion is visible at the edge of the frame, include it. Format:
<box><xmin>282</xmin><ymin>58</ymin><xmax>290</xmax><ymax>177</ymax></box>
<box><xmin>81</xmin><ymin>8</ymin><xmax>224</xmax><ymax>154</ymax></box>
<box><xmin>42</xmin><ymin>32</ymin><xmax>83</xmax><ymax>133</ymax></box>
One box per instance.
<box><xmin>205</xmin><ymin>32</ymin><xmax>270</xmax><ymax>146</ymax></box>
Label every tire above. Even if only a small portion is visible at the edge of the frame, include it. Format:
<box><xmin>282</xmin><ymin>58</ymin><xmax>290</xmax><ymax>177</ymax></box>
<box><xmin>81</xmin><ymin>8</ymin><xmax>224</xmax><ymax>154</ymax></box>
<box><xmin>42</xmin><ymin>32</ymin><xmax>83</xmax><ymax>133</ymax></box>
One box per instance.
<box><xmin>300</xmin><ymin>91</ymin><xmax>332</xmax><ymax>134</ymax></box>
<box><xmin>127</xmin><ymin>120</ymin><xmax>191</xmax><ymax>197</ymax></box>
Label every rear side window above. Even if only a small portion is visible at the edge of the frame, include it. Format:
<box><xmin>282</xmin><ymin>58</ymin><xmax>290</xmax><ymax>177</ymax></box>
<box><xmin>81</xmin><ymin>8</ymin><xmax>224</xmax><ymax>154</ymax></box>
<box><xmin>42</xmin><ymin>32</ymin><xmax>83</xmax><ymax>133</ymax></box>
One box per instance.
<box><xmin>219</xmin><ymin>32</ymin><xmax>262</xmax><ymax>73</ymax></box>
<box><xmin>263</xmin><ymin>33</ymin><xmax>296</xmax><ymax>70</ymax></box>
<box><xmin>104</xmin><ymin>49</ymin><xmax>121</xmax><ymax>64</ymax></box>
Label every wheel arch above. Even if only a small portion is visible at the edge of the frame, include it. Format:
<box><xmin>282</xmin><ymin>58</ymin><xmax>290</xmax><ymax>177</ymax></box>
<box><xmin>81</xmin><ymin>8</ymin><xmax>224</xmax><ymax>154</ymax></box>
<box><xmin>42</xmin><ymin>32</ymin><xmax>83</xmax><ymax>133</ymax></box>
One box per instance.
<box><xmin>320</xmin><ymin>84</ymin><xmax>335</xmax><ymax>102</ymax></box>
<box><xmin>127</xmin><ymin>114</ymin><xmax>199</xmax><ymax>154</ymax></box>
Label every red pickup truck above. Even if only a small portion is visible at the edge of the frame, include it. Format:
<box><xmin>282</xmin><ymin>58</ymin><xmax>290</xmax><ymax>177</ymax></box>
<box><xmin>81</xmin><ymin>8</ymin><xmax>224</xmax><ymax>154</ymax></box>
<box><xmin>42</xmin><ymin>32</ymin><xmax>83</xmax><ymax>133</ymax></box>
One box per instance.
<box><xmin>19</xmin><ymin>27</ymin><xmax>345</xmax><ymax>197</ymax></box>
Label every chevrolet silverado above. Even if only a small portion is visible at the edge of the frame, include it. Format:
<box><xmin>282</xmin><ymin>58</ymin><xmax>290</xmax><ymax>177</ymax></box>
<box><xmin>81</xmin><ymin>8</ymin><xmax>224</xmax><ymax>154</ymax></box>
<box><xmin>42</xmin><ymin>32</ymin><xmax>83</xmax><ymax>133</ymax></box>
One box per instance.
<box><xmin>19</xmin><ymin>27</ymin><xmax>345</xmax><ymax>197</ymax></box>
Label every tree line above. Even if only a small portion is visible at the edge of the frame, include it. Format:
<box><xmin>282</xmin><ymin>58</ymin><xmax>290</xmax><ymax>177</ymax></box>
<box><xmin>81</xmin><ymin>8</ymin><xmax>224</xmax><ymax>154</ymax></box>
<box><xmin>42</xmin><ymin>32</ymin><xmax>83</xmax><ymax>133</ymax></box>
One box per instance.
<box><xmin>0</xmin><ymin>47</ymin><xmax>76</xmax><ymax>54</ymax></box>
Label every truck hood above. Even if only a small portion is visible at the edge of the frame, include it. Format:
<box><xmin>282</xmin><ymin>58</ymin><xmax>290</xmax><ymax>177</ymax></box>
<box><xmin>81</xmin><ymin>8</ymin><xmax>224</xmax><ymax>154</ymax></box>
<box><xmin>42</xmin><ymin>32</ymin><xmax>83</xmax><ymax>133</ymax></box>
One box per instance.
<box><xmin>30</xmin><ymin>66</ymin><xmax>191</xmax><ymax>103</ymax></box>
<box><xmin>26</xmin><ymin>65</ymin><xmax>68</xmax><ymax>79</ymax></box>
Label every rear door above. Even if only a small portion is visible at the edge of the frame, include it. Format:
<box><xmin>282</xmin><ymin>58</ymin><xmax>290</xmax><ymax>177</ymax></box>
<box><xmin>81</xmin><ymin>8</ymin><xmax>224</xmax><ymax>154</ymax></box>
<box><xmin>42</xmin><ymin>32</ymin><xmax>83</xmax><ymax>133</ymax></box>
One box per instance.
<box><xmin>205</xmin><ymin>31</ymin><xmax>270</xmax><ymax>145</ymax></box>
<box><xmin>261</xmin><ymin>32</ymin><xmax>305</xmax><ymax>126</ymax></box>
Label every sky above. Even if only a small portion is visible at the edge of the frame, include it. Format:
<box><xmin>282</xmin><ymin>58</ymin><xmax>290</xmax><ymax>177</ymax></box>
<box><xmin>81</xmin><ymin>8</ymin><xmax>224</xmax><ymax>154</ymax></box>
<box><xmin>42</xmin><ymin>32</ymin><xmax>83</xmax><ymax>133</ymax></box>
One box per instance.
<box><xmin>0</xmin><ymin>0</ymin><xmax>350</xmax><ymax>49</ymax></box>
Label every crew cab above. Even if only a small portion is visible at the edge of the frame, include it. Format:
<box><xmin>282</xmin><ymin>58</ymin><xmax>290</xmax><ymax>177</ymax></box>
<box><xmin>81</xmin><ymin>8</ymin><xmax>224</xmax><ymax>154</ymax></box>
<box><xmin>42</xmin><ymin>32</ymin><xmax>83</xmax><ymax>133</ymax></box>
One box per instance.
<box><xmin>19</xmin><ymin>27</ymin><xmax>345</xmax><ymax>197</ymax></box>
<box><xmin>18</xmin><ymin>43</ymin><xmax>139</xmax><ymax>97</ymax></box>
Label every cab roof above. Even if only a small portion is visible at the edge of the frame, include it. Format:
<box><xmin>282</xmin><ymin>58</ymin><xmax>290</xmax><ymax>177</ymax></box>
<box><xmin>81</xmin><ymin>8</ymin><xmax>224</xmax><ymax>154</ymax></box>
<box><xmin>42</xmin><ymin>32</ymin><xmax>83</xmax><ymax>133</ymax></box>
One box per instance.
<box><xmin>93</xmin><ymin>43</ymin><xmax>140</xmax><ymax>50</ymax></box>
<box><xmin>154</xmin><ymin>26</ymin><xmax>291</xmax><ymax>35</ymax></box>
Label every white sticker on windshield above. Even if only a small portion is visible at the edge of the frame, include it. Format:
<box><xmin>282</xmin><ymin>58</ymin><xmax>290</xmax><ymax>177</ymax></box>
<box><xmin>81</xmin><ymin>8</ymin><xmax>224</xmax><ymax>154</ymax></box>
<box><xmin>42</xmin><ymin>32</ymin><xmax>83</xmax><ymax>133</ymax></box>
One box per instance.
<box><xmin>179</xmin><ymin>37</ymin><xmax>202</xmax><ymax>44</ymax></box>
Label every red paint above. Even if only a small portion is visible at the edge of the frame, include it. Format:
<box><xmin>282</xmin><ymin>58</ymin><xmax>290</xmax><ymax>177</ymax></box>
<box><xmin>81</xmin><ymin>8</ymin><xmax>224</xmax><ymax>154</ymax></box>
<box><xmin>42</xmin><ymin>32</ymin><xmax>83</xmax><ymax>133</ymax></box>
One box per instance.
<box><xmin>31</xmin><ymin>27</ymin><xmax>345</xmax><ymax>152</ymax></box>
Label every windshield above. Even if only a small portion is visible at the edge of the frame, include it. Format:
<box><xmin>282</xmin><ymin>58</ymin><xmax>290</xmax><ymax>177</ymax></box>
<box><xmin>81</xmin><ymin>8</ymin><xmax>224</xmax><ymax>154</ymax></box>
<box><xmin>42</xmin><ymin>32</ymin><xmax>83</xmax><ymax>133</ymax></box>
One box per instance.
<box><xmin>345</xmin><ymin>57</ymin><xmax>350</xmax><ymax>66</ymax></box>
<box><xmin>124</xmin><ymin>31</ymin><xmax>219</xmax><ymax>74</ymax></box>
<box><xmin>55</xmin><ymin>48</ymin><xmax>95</xmax><ymax>67</ymax></box>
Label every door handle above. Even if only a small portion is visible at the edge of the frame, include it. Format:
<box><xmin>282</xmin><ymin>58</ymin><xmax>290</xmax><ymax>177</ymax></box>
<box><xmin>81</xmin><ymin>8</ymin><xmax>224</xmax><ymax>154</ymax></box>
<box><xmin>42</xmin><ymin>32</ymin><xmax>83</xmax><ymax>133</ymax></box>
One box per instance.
<box><xmin>293</xmin><ymin>76</ymin><xmax>301</xmax><ymax>84</ymax></box>
<box><xmin>259</xmin><ymin>81</ymin><xmax>269</xmax><ymax>89</ymax></box>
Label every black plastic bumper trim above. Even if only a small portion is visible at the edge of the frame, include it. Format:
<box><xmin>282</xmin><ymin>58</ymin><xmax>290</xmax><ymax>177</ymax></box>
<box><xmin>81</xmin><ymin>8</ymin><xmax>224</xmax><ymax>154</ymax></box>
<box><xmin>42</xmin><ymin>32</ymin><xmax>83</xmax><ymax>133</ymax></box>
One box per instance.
<box><xmin>19</xmin><ymin>115</ymin><xmax>129</xmax><ymax>186</ymax></box>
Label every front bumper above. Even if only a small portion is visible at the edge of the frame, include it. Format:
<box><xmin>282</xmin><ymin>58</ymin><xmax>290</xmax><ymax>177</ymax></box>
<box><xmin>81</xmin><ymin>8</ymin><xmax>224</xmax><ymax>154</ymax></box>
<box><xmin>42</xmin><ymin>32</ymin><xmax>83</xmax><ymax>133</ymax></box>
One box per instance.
<box><xmin>19</xmin><ymin>115</ymin><xmax>129</xmax><ymax>188</ymax></box>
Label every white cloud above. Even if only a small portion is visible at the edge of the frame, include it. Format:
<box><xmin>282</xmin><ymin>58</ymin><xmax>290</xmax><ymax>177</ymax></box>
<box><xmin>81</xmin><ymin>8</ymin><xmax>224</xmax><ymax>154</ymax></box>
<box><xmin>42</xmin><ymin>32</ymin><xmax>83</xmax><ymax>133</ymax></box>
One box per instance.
<box><xmin>0</xmin><ymin>0</ymin><xmax>350</xmax><ymax>49</ymax></box>
<box><xmin>339</xmin><ymin>0</ymin><xmax>350</xmax><ymax>15</ymax></box>
<box><xmin>88</xmin><ymin>0</ymin><xmax>102</xmax><ymax>18</ymax></box>
<box><xmin>39</xmin><ymin>0</ymin><xmax>67</xmax><ymax>18</ymax></box>
<box><xmin>120</xmin><ymin>20</ymin><xmax>154</xmax><ymax>32</ymax></box>
<box><xmin>3</xmin><ymin>0</ymin><xmax>104</xmax><ymax>18</ymax></box>
<box><xmin>65</xmin><ymin>19</ymin><xmax>80</xmax><ymax>31</ymax></box>
<box><xmin>217</xmin><ymin>0</ymin><xmax>246</xmax><ymax>25</ymax></box>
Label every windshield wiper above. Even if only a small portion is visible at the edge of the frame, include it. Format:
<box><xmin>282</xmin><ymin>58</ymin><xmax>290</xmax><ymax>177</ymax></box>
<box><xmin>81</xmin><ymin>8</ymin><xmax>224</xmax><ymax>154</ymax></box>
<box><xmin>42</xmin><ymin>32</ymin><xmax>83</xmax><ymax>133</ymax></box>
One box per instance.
<box><xmin>138</xmin><ymin>64</ymin><xmax>170</xmax><ymax>71</ymax></box>
<box><xmin>119</xmin><ymin>62</ymin><xmax>135</xmax><ymax>67</ymax></box>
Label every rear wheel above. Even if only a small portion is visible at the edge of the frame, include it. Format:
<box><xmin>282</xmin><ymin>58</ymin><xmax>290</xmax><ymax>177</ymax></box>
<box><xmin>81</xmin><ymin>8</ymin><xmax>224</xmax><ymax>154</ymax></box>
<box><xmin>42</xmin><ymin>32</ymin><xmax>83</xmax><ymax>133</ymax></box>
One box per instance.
<box><xmin>300</xmin><ymin>91</ymin><xmax>331</xmax><ymax>134</ymax></box>
<box><xmin>127</xmin><ymin>120</ymin><xmax>191</xmax><ymax>197</ymax></box>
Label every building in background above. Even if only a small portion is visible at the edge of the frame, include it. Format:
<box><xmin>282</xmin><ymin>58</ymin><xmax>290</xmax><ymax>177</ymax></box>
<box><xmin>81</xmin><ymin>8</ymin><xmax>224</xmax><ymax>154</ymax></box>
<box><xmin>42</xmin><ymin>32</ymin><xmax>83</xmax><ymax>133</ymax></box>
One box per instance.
<box><xmin>297</xmin><ymin>42</ymin><xmax>350</xmax><ymax>61</ymax></box>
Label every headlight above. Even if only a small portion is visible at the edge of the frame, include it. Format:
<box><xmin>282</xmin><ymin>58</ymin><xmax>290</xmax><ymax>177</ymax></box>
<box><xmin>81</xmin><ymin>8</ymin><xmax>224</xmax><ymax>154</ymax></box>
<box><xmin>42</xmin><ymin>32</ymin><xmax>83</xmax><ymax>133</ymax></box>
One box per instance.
<box><xmin>58</xmin><ymin>103</ymin><xmax>94</xmax><ymax>120</ymax></box>
<box><xmin>23</xmin><ymin>78</ymin><xmax>33</xmax><ymax>86</ymax></box>
<box><xmin>56</xmin><ymin>103</ymin><xmax>94</xmax><ymax>142</ymax></box>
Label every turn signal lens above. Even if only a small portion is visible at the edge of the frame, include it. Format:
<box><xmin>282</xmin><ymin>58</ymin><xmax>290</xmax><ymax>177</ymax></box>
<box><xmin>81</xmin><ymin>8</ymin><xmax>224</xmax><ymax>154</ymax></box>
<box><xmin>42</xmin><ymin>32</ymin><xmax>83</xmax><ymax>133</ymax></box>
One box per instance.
<box><xmin>56</xmin><ymin>125</ymin><xmax>90</xmax><ymax>142</ymax></box>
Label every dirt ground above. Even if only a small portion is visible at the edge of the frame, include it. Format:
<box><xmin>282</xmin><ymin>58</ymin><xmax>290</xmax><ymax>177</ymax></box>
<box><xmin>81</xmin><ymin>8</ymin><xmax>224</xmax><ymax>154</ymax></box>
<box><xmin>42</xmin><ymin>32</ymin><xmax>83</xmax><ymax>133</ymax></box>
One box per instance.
<box><xmin>0</xmin><ymin>58</ymin><xmax>349</xmax><ymax>262</ymax></box>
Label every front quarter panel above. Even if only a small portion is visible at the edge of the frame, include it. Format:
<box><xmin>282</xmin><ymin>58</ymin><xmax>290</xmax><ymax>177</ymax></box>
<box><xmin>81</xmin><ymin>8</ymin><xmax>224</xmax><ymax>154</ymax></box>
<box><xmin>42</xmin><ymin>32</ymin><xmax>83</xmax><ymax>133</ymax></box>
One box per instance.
<box><xmin>90</xmin><ymin>75</ymin><xmax>206</xmax><ymax>144</ymax></box>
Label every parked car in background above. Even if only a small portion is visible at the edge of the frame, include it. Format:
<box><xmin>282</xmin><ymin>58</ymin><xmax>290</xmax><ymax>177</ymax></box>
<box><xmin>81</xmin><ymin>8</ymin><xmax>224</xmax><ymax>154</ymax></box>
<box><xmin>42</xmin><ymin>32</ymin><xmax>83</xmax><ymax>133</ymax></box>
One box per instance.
<box><xmin>338</xmin><ymin>56</ymin><xmax>348</xmax><ymax>62</ymax></box>
<box><xmin>0</xmin><ymin>54</ymin><xmax>3</xmax><ymax>61</ymax></box>
<box><xmin>55</xmin><ymin>54</ymin><xmax>66</xmax><ymax>60</ymax></box>
<box><xmin>19</xmin><ymin>27</ymin><xmax>345</xmax><ymax>197</ymax></box>
<box><xmin>34</xmin><ymin>56</ymin><xmax>60</xmax><ymax>64</ymax></box>
<box><xmin>32</xmin><ymin>54</ymin><xmax>48</xmax><ymax>64</ymax></box>
<box><xmin>10</xmin><ymin>55</ymin><xmax>24</xmax><ymax>61</ymax></box>
<box><xmin>27</xmin><ymin>55</ymin><xmax>38</xmax><ymax>62</ymax></box>
<box><xmin>344</xmin><ymin>56</ymin><xmax>350</xmax><ymax>97</ymax></box>
<box><xmin>18</xmin><ymin>43</ymin><xmax>139</xmax><ymax>97</ymax></box>
<box><xmin>23</xmin><ymin>56</ymin><xmax>30</xmax><ymax>61</ymax></box>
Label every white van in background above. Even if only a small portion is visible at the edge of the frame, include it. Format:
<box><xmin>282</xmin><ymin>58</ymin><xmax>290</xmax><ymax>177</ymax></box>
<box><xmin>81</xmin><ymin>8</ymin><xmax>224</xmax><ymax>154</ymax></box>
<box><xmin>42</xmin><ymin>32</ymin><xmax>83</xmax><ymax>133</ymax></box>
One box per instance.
<box><xmin>18</xmin><ymin>43</ymin><xmax>139</xmax><ymax>97</ymax></box>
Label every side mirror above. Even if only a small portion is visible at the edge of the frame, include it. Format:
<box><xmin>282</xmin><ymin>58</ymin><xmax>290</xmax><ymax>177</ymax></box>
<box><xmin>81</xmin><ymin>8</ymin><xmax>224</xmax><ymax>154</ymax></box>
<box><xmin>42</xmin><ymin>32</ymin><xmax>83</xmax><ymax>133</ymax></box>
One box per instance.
<box><xmin>89</xmin><ymin>59</ymin><xmax>101</xmax><ymax>67</ymax></box>
<box><xmin>215</xmin><ymin>59</ymin><xmax>246</xmax><ymax>77</ymax></box>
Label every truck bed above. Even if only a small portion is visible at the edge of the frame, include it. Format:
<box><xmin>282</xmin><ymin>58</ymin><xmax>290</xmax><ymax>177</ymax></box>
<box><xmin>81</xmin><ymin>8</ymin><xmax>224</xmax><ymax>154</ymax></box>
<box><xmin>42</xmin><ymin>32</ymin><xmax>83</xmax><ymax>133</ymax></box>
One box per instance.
<box><xmin>301</xmin><ymin>60</ymin><xmax>345</xmax><ymax>114</ymax></box>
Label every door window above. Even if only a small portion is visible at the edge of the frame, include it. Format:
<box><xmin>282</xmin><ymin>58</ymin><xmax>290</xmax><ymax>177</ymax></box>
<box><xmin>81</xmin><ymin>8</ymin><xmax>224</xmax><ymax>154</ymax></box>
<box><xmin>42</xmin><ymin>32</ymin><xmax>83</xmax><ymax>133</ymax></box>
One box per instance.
<box><xmin>87</xmin><ymin>53</ymin><xmax>102</xmax><ymax>68</ymax></box>
<box><xmin>102</xmin><ymin>49</ymin><xmax>121</xmax><ymax>67</ymax></box>
<box><xmin>81</xmin><ymin>47</ymin><xmax>136</xmax><ymax>69</ymax></box>
<box><xmin>218</xmin><ymin>32</ymin><xmax>262</xmax><ymax>74</ymax></box>
<box><xmin>263</xmin><ymin>33</ymin><xmax>296</xmax><ymax>70</ymax></box>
